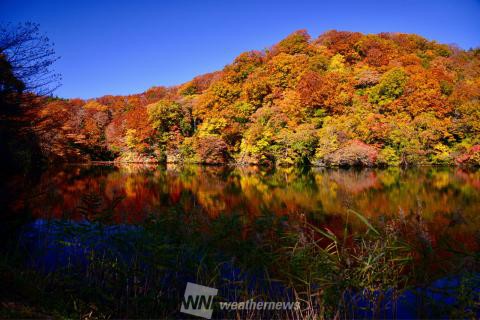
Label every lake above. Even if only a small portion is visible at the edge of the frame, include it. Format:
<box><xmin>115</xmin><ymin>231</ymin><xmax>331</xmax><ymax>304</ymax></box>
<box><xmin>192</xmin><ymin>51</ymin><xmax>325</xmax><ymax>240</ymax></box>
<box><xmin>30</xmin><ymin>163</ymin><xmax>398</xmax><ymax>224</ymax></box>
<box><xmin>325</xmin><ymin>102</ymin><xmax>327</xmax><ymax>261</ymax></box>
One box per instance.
<box><xmin>16</xmin><ymin>164</ymin><xmax>480</xmax><ymax>241</ymax></box>
<box><xmin>2</xmin><ymin>164</ymin><xmax>480</xmax><ymax>318</ymax></box>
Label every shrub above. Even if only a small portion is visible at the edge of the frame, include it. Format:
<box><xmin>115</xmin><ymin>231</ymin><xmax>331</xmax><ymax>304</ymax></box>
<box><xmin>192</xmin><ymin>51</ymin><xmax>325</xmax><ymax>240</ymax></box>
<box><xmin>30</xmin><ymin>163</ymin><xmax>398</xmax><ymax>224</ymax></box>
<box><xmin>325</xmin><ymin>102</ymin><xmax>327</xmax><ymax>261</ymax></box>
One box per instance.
<box><xmin>377</xmin><ymin>146</ymin><xmax>400</xmax><ymax>166</ymax></box>
<box><xmin>323</xmin><ymin>140</ymin><xmax>378</xmax><ymax>167</ymax></box>
<box><xmin>431</xmin><ymin>143</ymin><xmax>452</xmax><ymax>164</ymax></box>
<box><xmin>193</xmin><ymin>136</ymin><xmax>229</xmax><ymax>164</ymax></box>
<box><xmin>456</xmin><ymin>145</ymin><xmax>480</xmax><ymax>167</ymax></box>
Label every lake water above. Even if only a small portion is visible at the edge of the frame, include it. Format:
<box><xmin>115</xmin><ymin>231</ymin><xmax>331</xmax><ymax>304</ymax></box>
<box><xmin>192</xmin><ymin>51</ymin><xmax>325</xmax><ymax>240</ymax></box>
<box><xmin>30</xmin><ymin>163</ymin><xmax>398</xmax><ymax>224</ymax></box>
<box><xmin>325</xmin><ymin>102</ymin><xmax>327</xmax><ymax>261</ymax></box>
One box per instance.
<box><xmin>16</xmin><ymin>164</ymin><xmax>480</xmax><ymax>240</ymax></box>
<box><xmin>3</xmin><ymin>164</ymin><xmax>480</xmax><ymax>318</ymax></box>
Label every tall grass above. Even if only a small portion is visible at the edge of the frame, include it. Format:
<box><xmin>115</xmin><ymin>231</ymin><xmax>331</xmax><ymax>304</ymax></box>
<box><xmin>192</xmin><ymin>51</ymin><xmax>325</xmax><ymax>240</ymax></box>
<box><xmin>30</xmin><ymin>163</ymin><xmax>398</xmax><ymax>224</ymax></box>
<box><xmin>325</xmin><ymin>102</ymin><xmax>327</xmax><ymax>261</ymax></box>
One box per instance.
<box><xmin>1</xmin><ymin>199</ymin><xmax>479</xmax><ymax>318</ymax></box>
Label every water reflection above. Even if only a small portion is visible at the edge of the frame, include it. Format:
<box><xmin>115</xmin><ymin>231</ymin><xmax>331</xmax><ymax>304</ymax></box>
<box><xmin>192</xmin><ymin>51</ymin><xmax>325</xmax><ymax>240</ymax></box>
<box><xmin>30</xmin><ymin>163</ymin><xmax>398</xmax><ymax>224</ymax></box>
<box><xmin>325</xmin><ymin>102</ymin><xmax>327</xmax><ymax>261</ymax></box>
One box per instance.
<box><xmin>6</xmin><ymin>164</ymin><xmax>480</xmax><ymax>318</ymax></box>
<box><xmin>12</xmin><ymin>164</ymin><xmax>478</xmax><ymax>247</ymax></box>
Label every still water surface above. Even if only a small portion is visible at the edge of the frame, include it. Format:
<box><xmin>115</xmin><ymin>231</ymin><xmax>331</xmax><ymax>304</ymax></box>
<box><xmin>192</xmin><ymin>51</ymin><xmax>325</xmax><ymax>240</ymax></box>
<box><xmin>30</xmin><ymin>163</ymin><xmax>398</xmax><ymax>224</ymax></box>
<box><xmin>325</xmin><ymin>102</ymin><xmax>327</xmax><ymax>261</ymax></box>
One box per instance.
<box><xmin>18</xmin><ymin>164</ymin><xmax>480</xmax><ymax>245</ymax></box>
<box><xmin>6</xmin><ymin>164</ymin><xmax>480</xmax><ymax>318</ymax></box>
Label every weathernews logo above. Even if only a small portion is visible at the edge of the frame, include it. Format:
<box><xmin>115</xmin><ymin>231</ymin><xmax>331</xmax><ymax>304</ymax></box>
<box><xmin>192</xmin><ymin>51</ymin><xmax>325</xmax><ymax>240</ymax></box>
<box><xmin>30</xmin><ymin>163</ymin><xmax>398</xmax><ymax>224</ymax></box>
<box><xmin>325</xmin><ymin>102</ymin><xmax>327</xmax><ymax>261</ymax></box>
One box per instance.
<box><xmin>180</xmin><ymin>282</ymin><xmax>218</xmax><ymax>319</ymax></box>
<box><xmin>180</xmin><ymin>282</ymin><xmax>300</xmax><ymax>319</ymax></box>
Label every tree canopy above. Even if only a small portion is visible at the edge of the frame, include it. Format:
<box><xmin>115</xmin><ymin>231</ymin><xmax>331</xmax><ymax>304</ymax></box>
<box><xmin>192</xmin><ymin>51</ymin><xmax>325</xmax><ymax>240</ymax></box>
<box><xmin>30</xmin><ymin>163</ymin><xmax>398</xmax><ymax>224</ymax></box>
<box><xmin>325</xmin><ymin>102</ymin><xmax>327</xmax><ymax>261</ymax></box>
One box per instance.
<box><xmin>34</xmin><ymin>30</ymin><xmax>480</xmax><ymax>167</ymax></box>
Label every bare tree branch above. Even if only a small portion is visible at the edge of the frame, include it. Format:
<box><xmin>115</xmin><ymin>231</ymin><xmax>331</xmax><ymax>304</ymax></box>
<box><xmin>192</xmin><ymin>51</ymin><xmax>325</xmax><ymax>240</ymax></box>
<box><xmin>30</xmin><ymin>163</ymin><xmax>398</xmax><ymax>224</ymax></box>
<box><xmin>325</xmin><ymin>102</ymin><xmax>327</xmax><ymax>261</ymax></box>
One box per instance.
<box><xmin>0</xmin><ymin>22</ymin><xmax>61</xmax><ymax>96</ymax></box>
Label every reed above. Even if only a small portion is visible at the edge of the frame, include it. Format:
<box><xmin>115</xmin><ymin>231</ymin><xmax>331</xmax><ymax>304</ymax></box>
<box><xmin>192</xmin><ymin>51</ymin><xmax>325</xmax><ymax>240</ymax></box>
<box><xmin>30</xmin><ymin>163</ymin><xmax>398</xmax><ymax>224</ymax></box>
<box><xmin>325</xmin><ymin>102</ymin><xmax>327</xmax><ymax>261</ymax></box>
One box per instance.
<box><xmin>0</xmin><ymin>202</ymin><xmax>478</xmax><ymax>318</ymax></box>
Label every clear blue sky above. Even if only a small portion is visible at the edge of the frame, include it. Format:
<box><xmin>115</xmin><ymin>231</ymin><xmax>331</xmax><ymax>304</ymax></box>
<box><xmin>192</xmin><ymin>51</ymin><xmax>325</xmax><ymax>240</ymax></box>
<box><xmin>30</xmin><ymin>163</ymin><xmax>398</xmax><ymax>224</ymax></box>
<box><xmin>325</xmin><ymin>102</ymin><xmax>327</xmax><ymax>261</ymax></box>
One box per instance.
<box><xmin>2</xmin><ymin>0</ymin><xmax>479</xmax><ymax>99</ymax></box>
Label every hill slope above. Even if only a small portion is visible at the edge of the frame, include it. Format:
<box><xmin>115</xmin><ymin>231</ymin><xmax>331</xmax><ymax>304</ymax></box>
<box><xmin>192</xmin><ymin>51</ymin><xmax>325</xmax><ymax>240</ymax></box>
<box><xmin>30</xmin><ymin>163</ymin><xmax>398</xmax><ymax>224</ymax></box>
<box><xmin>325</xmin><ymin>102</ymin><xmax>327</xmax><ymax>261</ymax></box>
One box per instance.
<box><xmin>36</xmin><ymin>30</ymin><xmax>480</xmax><ymax>166</ymax></box>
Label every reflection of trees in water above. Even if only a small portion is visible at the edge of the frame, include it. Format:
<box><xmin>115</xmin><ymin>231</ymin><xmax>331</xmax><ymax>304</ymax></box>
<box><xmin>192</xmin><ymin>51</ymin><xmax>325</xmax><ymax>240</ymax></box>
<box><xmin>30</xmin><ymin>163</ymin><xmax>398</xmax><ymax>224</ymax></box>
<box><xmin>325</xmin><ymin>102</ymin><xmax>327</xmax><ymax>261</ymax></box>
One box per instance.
<box><xmin>455</xmin><ymin>168</ymin><xmax>480</xmax><ymax>190</ymax></box>
<box><xmin>22</xmin><ymin>165</ymin><xmax>480</xmax><ymax>245</ymax></box>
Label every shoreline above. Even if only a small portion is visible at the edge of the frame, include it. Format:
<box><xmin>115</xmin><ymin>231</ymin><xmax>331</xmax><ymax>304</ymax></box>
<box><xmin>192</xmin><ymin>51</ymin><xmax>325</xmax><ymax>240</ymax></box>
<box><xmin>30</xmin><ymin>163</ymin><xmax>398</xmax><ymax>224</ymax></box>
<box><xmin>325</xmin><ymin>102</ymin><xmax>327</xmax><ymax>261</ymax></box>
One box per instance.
<box><xmin>58</xmin><ymin>160</ymin><xmax>479</xmax><ymax>170</ymax></box>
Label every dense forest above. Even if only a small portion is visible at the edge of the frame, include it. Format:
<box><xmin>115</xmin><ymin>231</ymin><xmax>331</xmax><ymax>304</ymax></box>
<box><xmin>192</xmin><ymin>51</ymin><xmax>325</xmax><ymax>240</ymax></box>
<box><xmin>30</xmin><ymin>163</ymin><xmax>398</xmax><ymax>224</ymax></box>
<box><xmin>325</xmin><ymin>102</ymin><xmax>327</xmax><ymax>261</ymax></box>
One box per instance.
<box><xmin>6</xmin><ymin>29</ymin><xmax>480</xmax><ymax>167</ymax></box>
<box><xmin>1</xmin><ymin>25</ymin><xmax>480</xmax><ymax>319</ymax></box>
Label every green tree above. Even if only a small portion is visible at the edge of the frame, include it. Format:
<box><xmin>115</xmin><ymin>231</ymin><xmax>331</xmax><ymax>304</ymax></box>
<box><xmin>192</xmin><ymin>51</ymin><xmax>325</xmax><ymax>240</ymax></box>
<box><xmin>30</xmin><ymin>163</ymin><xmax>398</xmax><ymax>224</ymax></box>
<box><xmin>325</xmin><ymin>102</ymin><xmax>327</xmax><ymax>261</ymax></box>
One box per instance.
<box><xmin>368</xmin><ymin>68</ymin><xmax>408</xmax><ymax>106</ymax></box>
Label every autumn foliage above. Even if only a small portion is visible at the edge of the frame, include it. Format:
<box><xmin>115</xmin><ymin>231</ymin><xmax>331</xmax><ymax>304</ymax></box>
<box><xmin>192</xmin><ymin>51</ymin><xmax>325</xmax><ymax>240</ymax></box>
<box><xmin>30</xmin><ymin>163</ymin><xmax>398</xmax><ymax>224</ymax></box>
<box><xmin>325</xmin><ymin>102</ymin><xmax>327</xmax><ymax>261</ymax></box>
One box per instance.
<box><xmin>35</xmin><ymin>30</ymin><xmax>480</xmax><ymax>166</ymax></box>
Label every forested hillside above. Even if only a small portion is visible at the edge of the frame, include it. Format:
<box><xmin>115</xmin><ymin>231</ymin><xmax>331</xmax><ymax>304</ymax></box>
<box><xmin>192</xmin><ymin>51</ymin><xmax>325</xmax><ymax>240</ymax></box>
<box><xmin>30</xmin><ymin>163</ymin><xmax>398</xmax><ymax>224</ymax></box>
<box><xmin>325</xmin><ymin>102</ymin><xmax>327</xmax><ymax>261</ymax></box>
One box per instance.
<box><xmin>36</xmin><ymin>30</ymin><xmax>480</xmax><ymax>166</ymax></box>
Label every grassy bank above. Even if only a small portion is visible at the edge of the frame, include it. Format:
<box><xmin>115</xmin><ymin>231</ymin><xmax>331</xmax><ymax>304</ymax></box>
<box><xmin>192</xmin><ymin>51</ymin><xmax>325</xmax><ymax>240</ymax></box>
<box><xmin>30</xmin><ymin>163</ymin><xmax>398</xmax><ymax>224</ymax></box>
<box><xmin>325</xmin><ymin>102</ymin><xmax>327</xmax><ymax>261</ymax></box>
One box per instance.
<box><xmin>1</xmin><ymin>202</ymin><xmax>479</xmax><ymax>319</ymax></box>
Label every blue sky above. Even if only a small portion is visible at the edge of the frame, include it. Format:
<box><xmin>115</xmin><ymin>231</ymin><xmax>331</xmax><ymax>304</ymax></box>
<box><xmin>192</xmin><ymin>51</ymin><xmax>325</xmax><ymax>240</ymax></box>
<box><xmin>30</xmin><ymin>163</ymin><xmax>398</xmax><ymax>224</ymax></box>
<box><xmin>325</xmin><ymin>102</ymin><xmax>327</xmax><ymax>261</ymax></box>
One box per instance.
<box><xmin>2</xmin><ymin>0</ymin><xmax>479</xmax><ymax>99</ymax></box>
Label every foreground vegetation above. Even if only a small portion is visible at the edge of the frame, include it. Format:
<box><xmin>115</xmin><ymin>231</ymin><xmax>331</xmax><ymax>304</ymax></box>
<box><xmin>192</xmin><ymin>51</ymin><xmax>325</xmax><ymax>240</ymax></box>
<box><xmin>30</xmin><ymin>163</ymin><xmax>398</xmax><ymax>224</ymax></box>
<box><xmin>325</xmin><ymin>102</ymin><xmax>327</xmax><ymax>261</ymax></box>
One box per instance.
<box><xmin>32</xmin><ymin>30</ymin><xmax>480</xmax><ymax>167</ymax></box>
<box><xmin>1</xmin><ymin>200</ymin><xmax>479</xmax><ymax>319</ymax></box>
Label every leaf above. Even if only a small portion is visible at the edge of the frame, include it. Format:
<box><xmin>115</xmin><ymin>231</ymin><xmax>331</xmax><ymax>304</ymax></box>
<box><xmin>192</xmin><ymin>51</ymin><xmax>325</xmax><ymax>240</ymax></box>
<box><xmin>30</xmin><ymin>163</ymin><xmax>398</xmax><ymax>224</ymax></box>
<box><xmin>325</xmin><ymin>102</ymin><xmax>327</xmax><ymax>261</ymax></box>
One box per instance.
<box><xmin>347</xmin><ymin>209</ymin><xmax>379</xmax><ymax>235</ymax></box>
